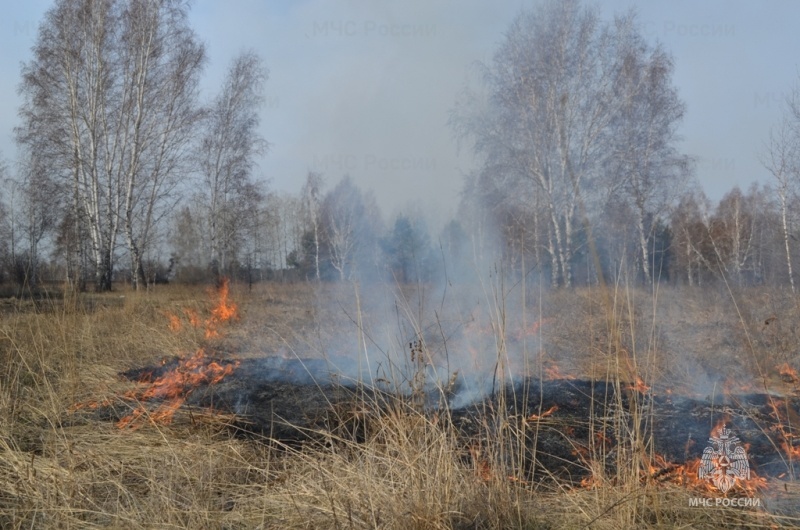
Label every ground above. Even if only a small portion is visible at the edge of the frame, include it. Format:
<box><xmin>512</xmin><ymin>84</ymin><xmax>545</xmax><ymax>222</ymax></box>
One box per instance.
<box><xmin>1</xmin><ymin>280</ymin><xmax>799</xmax><ymax>528</ymax></box>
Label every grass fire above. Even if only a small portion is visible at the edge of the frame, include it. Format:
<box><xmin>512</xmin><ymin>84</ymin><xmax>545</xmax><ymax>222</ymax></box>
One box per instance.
<box><xmin>4</xmin><ymin>279</ymin><xmax>800</xmax><ymax>528</ymax></box>
<box><xmin>4</xmin><ymin>0</ymin><xmax>800</xmax><ymax>528</ymax></box>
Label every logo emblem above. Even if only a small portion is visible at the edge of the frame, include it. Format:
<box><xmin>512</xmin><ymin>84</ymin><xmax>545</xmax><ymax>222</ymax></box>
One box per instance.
<box><xmin>698</xmin><ymin>424</ymin><xmax>750</xmax><ymax>493</ymax></box>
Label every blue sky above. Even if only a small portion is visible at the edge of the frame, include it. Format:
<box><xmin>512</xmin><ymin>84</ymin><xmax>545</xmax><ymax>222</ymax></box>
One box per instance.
<box><xmin>1</xmin><ymin>0</ymin><xmax>799</xmax><ymax>227</ymax></box>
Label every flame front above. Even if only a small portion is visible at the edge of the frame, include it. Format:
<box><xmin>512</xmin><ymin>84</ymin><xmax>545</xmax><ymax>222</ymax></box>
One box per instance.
<box><xmin>527</xmin><ymin>404</ymin><xmax>558</xmax><ymax>422</ymax></box>
<box><xmin>132</xmin><ymin>350</ymin><xmax>238</xmax><ymax>402</ymax></box>
<box><xmin>162</xmin><ymin>279</ymin><xmax>238</xmax><ymax>340</ymax></box>
<box><xmin>116</xmin><ymin>348</ymin><xmax>239</xmax><ymax>429</ymax></box>
<box><xmin>73</xmin><ymin>279</ymin><xmax>241</xmax><ymax>430</ymax></box>
<box><xmin>575</xmin><ymin>419</ymin><xmax>768</xmax><ymax>496</ymax></box>
<box><xmin>167</xmin><ymin>313</ymin><xmax>182</xmax><ymax>332</ymax></box>
<box><xmin>767</xmin><ymin>397</ymin><xmax>800</xmax><ymax>461</ymax></box>
<box><xmin>117</xmin><ymin>281</ymin><xmax>240</xmax><ymax>429</ymax></box>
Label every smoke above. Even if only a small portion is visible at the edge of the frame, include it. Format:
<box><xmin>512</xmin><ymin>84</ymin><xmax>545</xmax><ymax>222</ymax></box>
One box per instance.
<box><xmin>237</xmin><ymin>207</ymin><xmax>558</xmax><ymax>411</ymax></box>
<box><xmin>240</xmin><ymin>175</ymin><xmax>798</xmax><ymax>413</ymax></box>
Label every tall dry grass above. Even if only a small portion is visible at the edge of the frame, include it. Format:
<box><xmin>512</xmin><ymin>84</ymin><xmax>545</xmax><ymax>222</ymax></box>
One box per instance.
<box><xmin>0</xmin><ymin>281</ymin><xmax>796</xmax><ymax>528</ymax></box>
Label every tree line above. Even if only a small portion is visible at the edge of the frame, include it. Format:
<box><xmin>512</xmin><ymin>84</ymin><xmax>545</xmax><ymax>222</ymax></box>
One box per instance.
<box><xmin>450</xmin><ymin>0</ymin><xmax>800</xmax><ymax>289</ymax></box>
<box><xmin>2</xmin><ymin>0</ymin><xmax>800</xmax><ymax>291</ymax></box>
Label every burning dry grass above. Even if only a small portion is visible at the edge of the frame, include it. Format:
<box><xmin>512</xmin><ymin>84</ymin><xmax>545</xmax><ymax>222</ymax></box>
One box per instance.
<box><xmin>1</xmin><ymin>281</ymin><xmax>800</xmax><ymax>528</ymax></box>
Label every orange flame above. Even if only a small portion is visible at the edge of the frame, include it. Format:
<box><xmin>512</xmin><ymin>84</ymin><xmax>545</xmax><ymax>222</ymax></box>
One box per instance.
<box><xmin>514</xmin><ymin>318</ymin><xmax>554</xmax><ymax>340</ymax></box>
<box><xmin>204</xmin><ymin>278</ymin><xmax>238</xmax><ymax>339</ymax></box>
<box><xmin>115</xmin><ymin>280</ymin><xmax>240</xmax><ymax>428</ymax></box>
<box><xmin>594</xmin><ymin>430</ymin><xmax>613</xmax><ymax>446</ymax></box>
<box><xmin>166</xmin><ymin>312</ymin><xmax>182</xmax><ymax>332</ymax></box>
<box><xmin>650</xmin><ymin>419</ymin><xmax>768</xmax><ymax>495</ymax></box>
<box><xmin>527</xmin><ymin>405</ymin><xmax>558</xmax><ymax>422</ymax></box>
<box><xmin>136</xmin><ymin>350</ymin><xmax>237</xmax><ymax>401</ymax></box>
<box><xmin>71</xmin><ymin>279</ymin><xmax>241</xmax><ymax>430</ymax></box>
<box><xmin>576</xmin><ymin>421</ymin><xmax>768</xmax><ymax>495</ymax></box>
<box><xmin>543</xmin><ymin>362</ymin><xmax>575</xmax><ymax>381</ymax></box>
<box><xmin>162</xmin><ymin>279</ymin><xmax>236</xmax><ymax>338</ymax></box>
<box><xmin>626</xmin><ymin>376</ymin><xmax>650</xmax><ymax>394</ymax></box>
<box><xmin>778</xmin><ymin>363</ymin><xmax>799</xmax><ymax>384</ymax></box>
<box><xmin>69</xmin><ymin>397</ymin><xmax>110</xmax><ymax>412</ymax></box>
<box><xmin>116</xmin><ymin>349</ymin><xmax>239</xmax><ymax>430</ymax></box>
<box><xmin>468</xmin><ymin>445</ymin><xmax>530</xmax><ymax>486</ymax></box>
<box><xmin>469</xmin><ymin>444</ymin><xmax>494</xmax><ymax>482</ymax></box>
<box><xmin>767</xmin><ymin>398</ymin><xmax>800</xmax><ymax>461</ymax></box>
<box><xmin>184</xmin><ymin>308</ymin><xmax>201</xmax><ymax>328</ymax></box>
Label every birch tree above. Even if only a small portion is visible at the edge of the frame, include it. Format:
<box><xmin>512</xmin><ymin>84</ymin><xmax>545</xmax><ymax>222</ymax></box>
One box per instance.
<box><xmin>671</xmin><ymin>189</ymin><xmax>714</xmax><ymax>286</ymax></box>
<box><xmin>762</xmin><ymin>117</ymin><xmax>799</xmax><ymax>293</ymax></box>
<box><xmin>707</xmin><ymin>187</ymin><xmax>757</xmax><ymax>283</ymax></box>
<box><xmin>198</xmin><ymin>51</ymin><xmax>268</xmax><ymax>279</ymax></box>
<box><xmin>119</xmin><ymin>0</ymin><xmax>206</xmax><ymax>289</ymax></box>
<box><xmin>451</xmin><ymin>0</ymin><xmax>689</xmax><ymax>286</ymax></box>
<box><xmin>17</xmin><ymin>0</ymin><xmax>205</xmax><ymax>290</ymax></box>
<box><xmin>301</xmin><ymin>171</ymin><xmax>324</xmax><ymax>281</ymax></box>
<box><xmin>452</xmin><ymin>0</ymin><xmax>614</xmax><ymax>286</ymax></box>
<box><xmin>8</xmin><ymin>150</ymin><xmax>61</xmax><ymax>287</ymax></box>
<box><xmin>263</xmin><ymin>191</ymin><xmax>303</xmax><ymax>274</ymax></box>
<box><xmin>319</xmin><ymin>176</ymin><xmax>382</xmax><ymax>281</ymax></box>
<box><xmin>17</xmin><ymin>0</ymin><xmax>118</xmax><ymax>290</ymax></box>
<box><xmin>606</xmin><ymin>29</ymin><xmax>691</xmax><ymax>283</ymax></box>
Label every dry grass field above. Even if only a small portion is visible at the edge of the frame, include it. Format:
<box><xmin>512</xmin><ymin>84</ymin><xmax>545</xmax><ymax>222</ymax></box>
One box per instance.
<box><xmin>1</xmin><ymin>279</ymin><xmax>800</xmax><ymax>528</ymax></box>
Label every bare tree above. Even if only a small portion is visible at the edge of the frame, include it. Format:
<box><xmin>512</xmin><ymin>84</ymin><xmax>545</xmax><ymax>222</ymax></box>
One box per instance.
<box><xmin>169</xmin><ymin>203</ymin><xmax>206</xmax><ymax>281</ymax></box>
<box><xmin>0</xmin><ymin>158</ymin><xmax>9</xmax><ymax>282</ymax></box>
<box><xmin>16</xmin><ymin>0</ymin><xmax>205</xmax><ymax>291</ymax></box>
<box><xmin>301</xmin><ymin>171</ymin><xmax>324</xmax><ymax>281</ymax></box>
<box><xmin>232</xmin><ymin>180</ymin><xmax>266</xmax><ymax>284</ymax></box>
<box><xmin>320</xmin><ymin>176</ymin><xmax>382</xmax><ymax>281</ymax></box>
<box><xmin>451</xmin><ymin>1</ymin><xmax>689</xmax><ymax>287</ymax></box>
<box><xmin>198</xmin><ymin>51</ymin><xmax>268</xmax><ymax>279</ymax></box>
<box><xmin>707</xmin><ymin>187</ymin><xmax>758</xmax><ymax>283</ymax></box>
<box><xmin>743</xmin><ymin>183</ymin><xmax>778</xmax><ymax>284</ymax></box>
<box><xmin>321</xmin><ymin>177</ymin><xmax>357</xmax><ymax>280</ymax></box>
<box><xmin>17</xmin><ymin>0</ymin><xmax>116</xmax><ymax>290</ymax></box>
<box><xmin>606</xmin><ymin>28</ymin><xmax>691</xmax><ymax>283</ymax></box>
<box><xmin>262</xmin><ymin>191</ymin><xmax>303</xmax><ymax>275</ymax></box>
<box><xmin>119</xmin><ymin>0</ymin><xmax>206</xmax><ymax>289</ymax></box>
<box><xmin>671</xmin><ymin>189</ymin><xmax>714</xmax><ymax>286</ymax></box>
<box><xmin>762</xmin><ymin>115</ymin><xmax>800</xmax><ymax>293</ymax></box>
<box><xmin>8</xmin><ymin>150</ymin><xmax>61</xmax><ymax>287</ymax></box>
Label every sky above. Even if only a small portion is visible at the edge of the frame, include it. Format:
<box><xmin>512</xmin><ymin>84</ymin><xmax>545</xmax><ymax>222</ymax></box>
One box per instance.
<box><xmin>1</xmin><ymin>0</ymin><xmax>799</xmax><ymax>229</ymax></box>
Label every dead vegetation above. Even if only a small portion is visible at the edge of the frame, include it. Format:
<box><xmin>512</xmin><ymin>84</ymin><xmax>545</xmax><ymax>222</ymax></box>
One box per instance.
<box><xmin>1</xmin><ymin>281</ymin><xmax>799</xmax><ymax>528</ymax></box>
